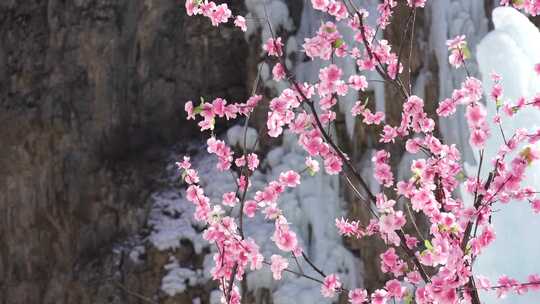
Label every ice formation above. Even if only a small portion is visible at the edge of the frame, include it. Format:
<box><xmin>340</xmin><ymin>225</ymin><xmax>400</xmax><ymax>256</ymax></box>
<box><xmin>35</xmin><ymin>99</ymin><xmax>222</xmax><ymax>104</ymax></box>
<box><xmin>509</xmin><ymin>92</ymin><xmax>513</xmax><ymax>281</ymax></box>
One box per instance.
<box><xmin>475</xmin><ymin>7</ymin><xmax>540</xmax><ymax>303</ymax></box>
<box><xmin>147</xmin><ymin>132</ymin><xmax>359</xmax><ymax>301</ymax></box>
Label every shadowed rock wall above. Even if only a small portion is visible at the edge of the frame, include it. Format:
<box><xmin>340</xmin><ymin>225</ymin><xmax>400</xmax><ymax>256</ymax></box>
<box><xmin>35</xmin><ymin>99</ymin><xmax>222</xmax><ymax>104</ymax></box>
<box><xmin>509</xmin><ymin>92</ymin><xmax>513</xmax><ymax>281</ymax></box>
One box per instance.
<box><xmin>0</xmin><ymin>1</ymin><xmax>246</xmax><ymax>303</ymax></box>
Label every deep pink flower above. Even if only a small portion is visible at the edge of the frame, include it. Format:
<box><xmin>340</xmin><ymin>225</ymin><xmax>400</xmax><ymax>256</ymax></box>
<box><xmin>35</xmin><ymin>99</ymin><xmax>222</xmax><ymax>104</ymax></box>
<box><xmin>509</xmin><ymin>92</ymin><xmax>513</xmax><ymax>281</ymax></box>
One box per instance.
<box><xmin>466</xmin><ymin>104</ymin><xmax>487</xmax><ymax>128</ymax></box>
<box><xmin>469</xmin><ymin>129</ymin><xmax>488</xmax><ymax>148</ymax></box>
<box><xmin>263</xmin><ymin>37</ymin><xmax>284</xmax><ymax>57</ymax></box>
<box><xmin>336</xmin><ymin>217</ymin><xmax>360</xmax><ymax>237</ymax></box>
<box><xmin>272</xmin><ymin>62</ymin><xmax>286</xmax><ymax>81</ymax></box>
<box><xmin>528</xmin><ymin>274</ymin><xmax>540</xmax><ymax>291</ymax></box>
<box><xmin>385</xmin><ymin>279</ymin><xmax>406</xmax><ymax>299</ymax></box>
<box><xmin>531</xmin><ymin>199</ymin><xmax>540</xmax><ymax>213</ymax></box>
<box><xmin>436</xmin><ymin>98</ymin><xmax>457</xmax><ymax>117</ymax></box>
<box><xmin>324</xmin><ymin>155</ymin><xmax>343</xmax><ymax>175</ymax></box>
<box><xmin>321</xmin><ymin>274</ymin><xmax>342</xmax><ymax>298</ymax></box>
<box><xmin>272</xmin><ymin>226</ymin><xmax>298</xmax><ymax>252</ymax></box>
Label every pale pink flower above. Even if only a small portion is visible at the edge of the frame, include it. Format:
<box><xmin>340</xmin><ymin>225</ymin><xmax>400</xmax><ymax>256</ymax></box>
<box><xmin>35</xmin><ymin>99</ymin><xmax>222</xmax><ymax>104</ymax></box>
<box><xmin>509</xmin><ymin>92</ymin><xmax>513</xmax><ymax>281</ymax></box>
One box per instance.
<box><xmin>185</xmin><ymin>0</ymin><xmax>199</xmax><ymax>16</ymax></box>
<box><xmin>380</xmin><ymin>125</ymin><xmax>397</xmax><ymax>143</ymax></box>
<box><xmin>305</xmin><ymin>157</ymin><xmax>320</xmax><ymax>174</ymax></box>
<box><xmin>176</xmin><ymin>156</ymin><xmax>192</xmax><ymax>170</ymax></box>
<box><xmin>464</xmin><ymin>77</ymin><xmax>483</xmax><ymax>102</ymax></box>
<box><xmin>535</xmin><ymin>63</ymin><xmax>540</xmax><ymax>75</ymax></box>
<box><xmin>328</xmin><ymin>1</ymin><xmax>349</xmax><ymax>20</ymax></box>
<box><xmin>406</xmin><ymin>271</ymin><xmax>422</xmax><ymax>285</ymax></box>
<box><xmin>208</xmin><ymin>4</ymin><xmax>231</xmax><ymax>27</ymax></box>
<box><xmin>270</xmin><ymin>255</ymin><xmax>288</xmax><ymax>280</ymax></box>
<box><xmin>279</xmin><ymin>170</ymin><xmax>301</xmax><ymax>187</ymax></box>
<box><xmin>247</xmin><ymin>153</ymin><xmax>259</xmax><ymax>171</ymax></box>
<box><xmin>371</xmin><ymin>289</ymin><xmax>388</xmax><ymax>304</ymax></box>
<box><xmin>407</xmin><ymin>0</ymin><xmax>427</xmax><ymax>7</ymax></box>
<box><xmin>234</xmin><ymin>15</ymin><xmax>247</xmax><ymax>32</ymax></box>
<box><xmin>222</xmin><ymin>192</ymin><xmax>238</xmax><ymax>207</ymax></box>
<box><xmin>348</xmin><ymin>288</ymin><xmax>368</xmax><ymax>304</ymax></box>
<box><xmin>361</xmin><ymin>108</ymin><xmax>385</xmax><ymax>125</ymax></box>
<box><xmin>372</xmin><ymin>150</ymin><xmax>394</xmax><ymax>187</ymax></box>
<box><xmin>447</xmin><ymin>34</ymin><xmax>467</xmax><ymax>68</ymax></box>
<box><xmin>186</xmin><ymin>185</ymin><xmax>203</xmax><ymax>202</ymax></box>
<box><xmin>184</xmin><ymin>169</ymin><xmax>199</xmax><ymax>184</ymax></box>
<box><xmin>496</xmin><ymin>276</ymin><xmax>518</xmax><ymax>298</ymax></box>
<box><xmin>311</xmin><ymin>0</ymin><xmax>329</xmax><ymax>11</ymax></box>
<box><xmin>243</xmin><ymin>200</ymin><xmax>257</xmax><ymax>218</ymax></box>
<box><xmin>476</xmin><ymin>275</ymin><xmax>491</xmax><ymax>291</ymax></box>
<box><xmin>185</xmin><ymin>101</ymin><xmax>195</xmax><ymax>120</ymax></box>
<box><xmin>348</xmin><ymin>75</ymin><xmax>368</xmax><ymax>91</ymax></box>
<box><xmin>446</xmin><ymin>35</ymin><xmax>467</xmax><ymax>50</ymax></box>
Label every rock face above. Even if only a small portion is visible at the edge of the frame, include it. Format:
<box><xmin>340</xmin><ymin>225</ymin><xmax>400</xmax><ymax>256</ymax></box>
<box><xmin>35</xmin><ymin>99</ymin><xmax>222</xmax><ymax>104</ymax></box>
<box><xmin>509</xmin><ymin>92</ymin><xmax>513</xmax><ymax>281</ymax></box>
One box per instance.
<box><xmin>4</xmin><ymin>1</ymin><xmax>533</xmax><ymax>303</ymax></box>
<box><xmin>0</xmin><ymin>1</ymin><xmax>246</xmax><ymax>303</ymax></box>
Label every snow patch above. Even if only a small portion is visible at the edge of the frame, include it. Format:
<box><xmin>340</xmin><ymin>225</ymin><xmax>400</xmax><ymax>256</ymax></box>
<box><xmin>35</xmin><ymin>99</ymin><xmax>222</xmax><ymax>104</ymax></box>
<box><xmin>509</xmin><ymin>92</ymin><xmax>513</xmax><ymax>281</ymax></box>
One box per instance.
<box><xmin>161</xmin><ymin>257</ymin><xmax>204</xmax><ymax>297</ymax></box>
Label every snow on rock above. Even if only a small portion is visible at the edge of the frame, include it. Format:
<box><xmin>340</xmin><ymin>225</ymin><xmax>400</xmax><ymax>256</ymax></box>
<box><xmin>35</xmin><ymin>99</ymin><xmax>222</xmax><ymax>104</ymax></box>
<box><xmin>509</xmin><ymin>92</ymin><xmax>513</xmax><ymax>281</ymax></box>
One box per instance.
<box><xmin>226</xmin><ymin>125</ymin><xmax>259</xmax><ymax>151</ymax></box>
<box><xmin>244</xmin><ymin>0</ymin><xmax>293</xmax><ymax>42</ymax></box>
<box><xmin>161</xmin><ymin>257</ymin><xmax>204</xmax><ymax>296</ymax></box>
<box><xmin>476</xmin><ymin>6</ymin><xmax>540</xmax><ymax>304</ymax></box>
<box><xmin>147</xmin><ymin>128</ymin><xmax>360</xmax><ymax>301</ymax></box>
<box><xmin>128</xmin><ymin>245</ymin><xmax>146</xmax><ymax>264</ymax></box>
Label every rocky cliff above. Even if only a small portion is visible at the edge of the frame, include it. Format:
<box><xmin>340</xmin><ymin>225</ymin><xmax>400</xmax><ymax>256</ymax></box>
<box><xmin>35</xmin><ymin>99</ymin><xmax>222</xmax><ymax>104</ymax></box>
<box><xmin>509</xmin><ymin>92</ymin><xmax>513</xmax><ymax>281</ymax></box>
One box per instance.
<box><xmin>2</xmin><ymin>1</ymin><xmax>537</xmax><ymax>304</ymax></box>
<box><xmin>0</xmin><ymin>1</ymin><xmax>246</xmax><ymax>303</ymax></box>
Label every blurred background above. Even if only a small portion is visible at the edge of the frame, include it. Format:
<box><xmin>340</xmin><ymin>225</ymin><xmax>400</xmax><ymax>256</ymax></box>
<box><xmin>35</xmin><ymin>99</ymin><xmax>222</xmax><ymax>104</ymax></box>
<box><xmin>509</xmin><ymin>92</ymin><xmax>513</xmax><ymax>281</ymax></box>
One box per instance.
<box><xmin>1</xmin><ymin>1</ymin><xmax>539</xmax><ymax>303</ymax></box>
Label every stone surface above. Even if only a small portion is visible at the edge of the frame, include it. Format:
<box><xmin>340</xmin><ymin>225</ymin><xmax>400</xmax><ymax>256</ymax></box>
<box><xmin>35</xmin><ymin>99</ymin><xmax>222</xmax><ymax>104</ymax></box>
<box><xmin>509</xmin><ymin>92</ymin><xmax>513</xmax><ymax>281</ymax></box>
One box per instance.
<box><xmin>0</xmin><ymin>1</ymin><xmax>246</xmax><ymax>303</ymax></box>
